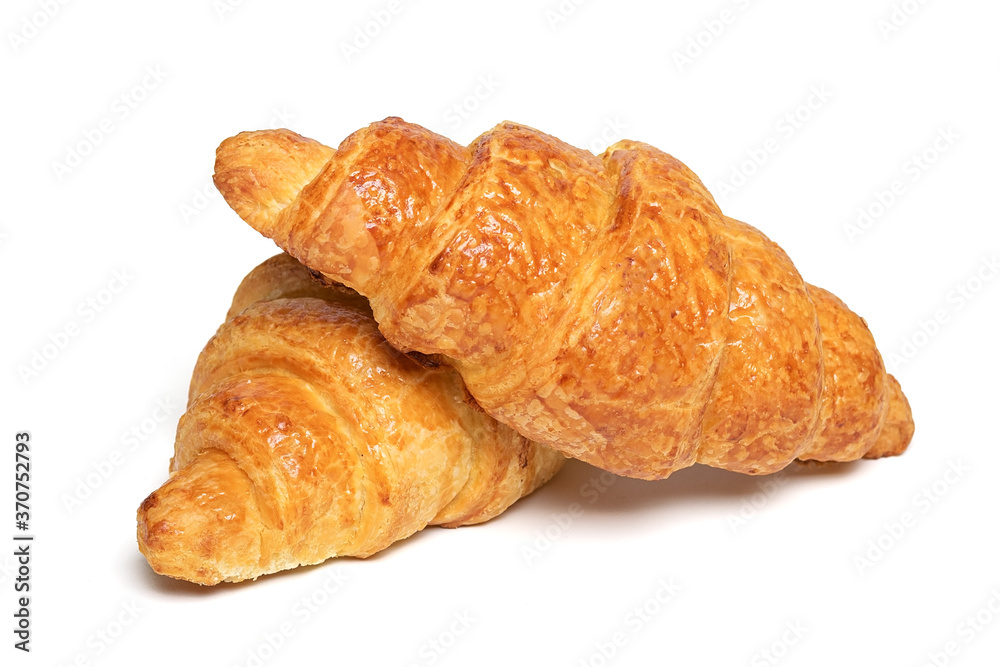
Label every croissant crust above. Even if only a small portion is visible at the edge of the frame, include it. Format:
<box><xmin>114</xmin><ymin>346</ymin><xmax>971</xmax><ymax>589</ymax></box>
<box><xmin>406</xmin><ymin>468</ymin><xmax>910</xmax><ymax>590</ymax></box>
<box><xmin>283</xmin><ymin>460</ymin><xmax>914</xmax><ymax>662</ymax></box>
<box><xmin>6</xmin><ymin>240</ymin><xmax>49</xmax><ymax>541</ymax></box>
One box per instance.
<box><xmin>137</xmin><ymin>254</ymin><xmax>564</xmax><ymax>584</ymax></box>
<box><xmin>213</xmin><ymin>118</ymin><xmax>914</xmax><ymax>479</ymax></box>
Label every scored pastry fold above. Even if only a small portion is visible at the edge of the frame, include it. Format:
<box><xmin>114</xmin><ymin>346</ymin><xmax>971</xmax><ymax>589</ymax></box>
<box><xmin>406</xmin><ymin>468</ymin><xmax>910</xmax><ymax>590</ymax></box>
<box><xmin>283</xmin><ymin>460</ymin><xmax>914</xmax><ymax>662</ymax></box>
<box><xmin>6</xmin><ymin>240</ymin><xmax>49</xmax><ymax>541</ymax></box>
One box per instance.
<box><xmin>213</xmin><ymin>118</ymin><xmax>914</xmax><ymax>480</ymax></box>
<box><xmin>215</xmin><ymin>118</ymin><xmax>913</xmax><ymax>479</ymax></box>
<box><xmin>137</xmin><ymin>253</ymin><xmax>564</xmax><ymax>585</ymax></box>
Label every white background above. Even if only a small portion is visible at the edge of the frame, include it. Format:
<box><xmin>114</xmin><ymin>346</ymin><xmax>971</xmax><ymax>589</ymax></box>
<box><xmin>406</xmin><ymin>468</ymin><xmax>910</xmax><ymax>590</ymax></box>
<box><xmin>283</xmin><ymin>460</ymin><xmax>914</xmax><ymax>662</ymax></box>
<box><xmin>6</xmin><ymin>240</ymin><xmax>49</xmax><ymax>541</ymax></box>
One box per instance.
<box><xmin>2</xmin><ymin>1</ymin><xmax>998</xmax><ymax>665</ymax></box>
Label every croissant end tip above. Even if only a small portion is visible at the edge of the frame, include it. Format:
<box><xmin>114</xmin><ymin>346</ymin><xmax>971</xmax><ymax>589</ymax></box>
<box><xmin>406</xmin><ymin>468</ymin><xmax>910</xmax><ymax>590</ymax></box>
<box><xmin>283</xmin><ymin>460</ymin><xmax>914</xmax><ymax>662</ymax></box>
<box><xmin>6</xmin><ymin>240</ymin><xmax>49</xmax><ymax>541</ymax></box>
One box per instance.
<box><xmin>213</xmin><ymin>129</ymin><xmax>335</xmax><ymax>232</ymax></box>
<box><xmin>136</xmin><ymin>450</ymin><xmax>264</xmax><ymax>586</ymax></box>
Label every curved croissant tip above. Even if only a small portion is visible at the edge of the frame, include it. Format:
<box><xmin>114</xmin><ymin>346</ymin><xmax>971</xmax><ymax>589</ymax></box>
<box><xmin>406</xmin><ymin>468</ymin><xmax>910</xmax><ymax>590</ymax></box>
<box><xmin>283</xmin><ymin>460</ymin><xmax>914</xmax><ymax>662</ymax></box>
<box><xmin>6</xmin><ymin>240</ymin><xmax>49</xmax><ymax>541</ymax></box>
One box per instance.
<box><xmin>864</xmin><ymin>374</ymin><xmax>915</xmax><ymax>459</ymax></box>
<box><xmin>213</xmin><ymin>129</ymin><xmax>335</xmax><ymax>232</ymax></box>
<box><xmin>137</xmin><ymin>449</ymin><xmax>263</xmax><ymax>585</ymax></box>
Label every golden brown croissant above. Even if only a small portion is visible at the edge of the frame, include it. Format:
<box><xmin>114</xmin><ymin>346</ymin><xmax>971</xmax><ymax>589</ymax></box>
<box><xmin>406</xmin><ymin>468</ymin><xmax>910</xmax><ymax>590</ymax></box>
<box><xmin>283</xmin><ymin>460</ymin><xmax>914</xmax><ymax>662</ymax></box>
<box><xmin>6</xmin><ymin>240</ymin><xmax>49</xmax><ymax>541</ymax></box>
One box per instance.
<box><xmin>136</xmin><ymin>253</ymin><xmax>564</xmax><ymax>585</ymax></box>
<box><xmin>213</xmin><ymin>118</ymin><xmax>914</xmax><ymax>480</ymax></box>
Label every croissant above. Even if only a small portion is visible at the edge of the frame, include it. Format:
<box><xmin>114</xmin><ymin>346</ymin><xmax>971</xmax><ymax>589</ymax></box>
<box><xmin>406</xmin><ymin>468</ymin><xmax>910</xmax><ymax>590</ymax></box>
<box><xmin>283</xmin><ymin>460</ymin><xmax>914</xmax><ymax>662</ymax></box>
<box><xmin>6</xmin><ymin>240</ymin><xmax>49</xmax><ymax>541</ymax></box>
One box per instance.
<box><xmin>136</xmin><ymin>253</ymin><xmax>564</xmax><ymax>585</ymax></box>
<box><xmin>213</xmin><ymin>118</ymin><xmax>914</xmax><ymax>480</ymax></box>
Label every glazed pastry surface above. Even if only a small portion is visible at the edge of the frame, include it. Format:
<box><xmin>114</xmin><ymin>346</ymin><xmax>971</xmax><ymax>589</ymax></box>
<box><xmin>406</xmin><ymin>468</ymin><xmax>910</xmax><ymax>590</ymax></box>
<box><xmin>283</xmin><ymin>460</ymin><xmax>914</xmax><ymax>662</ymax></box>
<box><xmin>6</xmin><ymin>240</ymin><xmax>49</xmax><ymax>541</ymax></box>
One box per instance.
<box><xmin>214</xmin><ymin>119</ymin><xmax>914</xmax><ymax>479</ymax></box>
<box><xmin>137</xmin><ymin>254</ymin><xmax>564</xmax><ymax>584</ymax></box>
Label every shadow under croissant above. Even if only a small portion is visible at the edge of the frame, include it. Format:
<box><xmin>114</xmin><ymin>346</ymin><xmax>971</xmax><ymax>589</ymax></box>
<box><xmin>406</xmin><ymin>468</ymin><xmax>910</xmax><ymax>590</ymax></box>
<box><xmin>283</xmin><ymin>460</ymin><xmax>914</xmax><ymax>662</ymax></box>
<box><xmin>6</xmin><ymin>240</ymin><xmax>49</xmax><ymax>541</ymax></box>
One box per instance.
<box><xmin>136</xmin><ymin>456</ymin><xmax>871</xmax><ymax>592</ymax></box>
<box><xmin>511</xmin><ymin>457</ymin><xmax>866</xmax><ymax>519</ymax></box>
<box><xmin>133</xmin><ymin>523</ymin><xmax>441</xmax><ymax>593</ymax></box>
